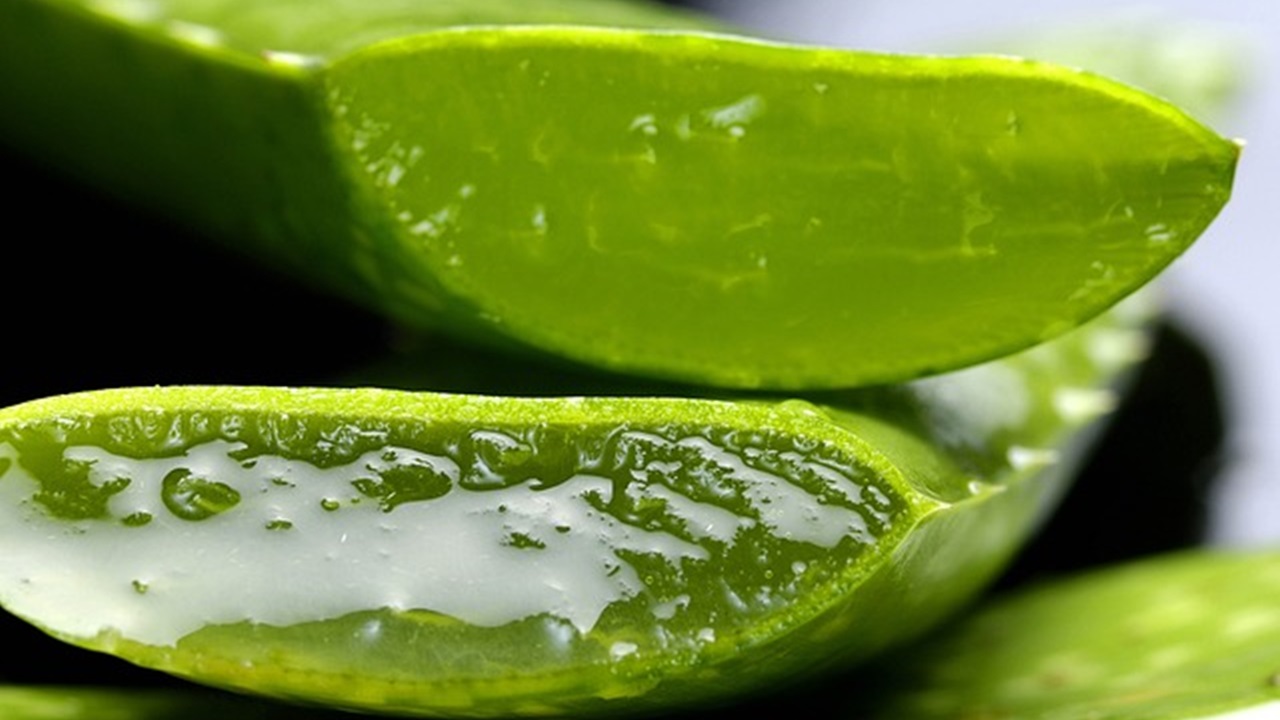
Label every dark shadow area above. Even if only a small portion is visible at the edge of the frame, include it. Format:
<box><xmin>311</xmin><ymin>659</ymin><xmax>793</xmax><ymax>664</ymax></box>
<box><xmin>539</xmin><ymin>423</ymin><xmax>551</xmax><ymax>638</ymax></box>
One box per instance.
<box><xmin>997</xmin><ymin>319</ymin><xmax>1227</xmax><ymax>588</ymax></box>
<box><xmin>0</xmin><ymin>144</ymin><xmax>394</xmax><ymax>412</ymax></box>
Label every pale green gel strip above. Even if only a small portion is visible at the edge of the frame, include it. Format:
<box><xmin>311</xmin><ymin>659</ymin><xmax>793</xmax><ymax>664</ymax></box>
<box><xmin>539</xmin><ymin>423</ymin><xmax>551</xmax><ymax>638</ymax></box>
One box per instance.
<box><xmin>0</xmin><ymin>429</ymin><xmax>875</xmax><ymax>647</ymax></box>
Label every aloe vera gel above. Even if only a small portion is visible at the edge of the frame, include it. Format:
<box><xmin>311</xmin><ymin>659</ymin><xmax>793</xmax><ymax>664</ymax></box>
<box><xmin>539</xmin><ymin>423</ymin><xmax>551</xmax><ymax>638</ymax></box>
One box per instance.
<box><xmin>0</xmin><ymin>398</ymin><xmax>902</xmax><ymax>653</ymax></box>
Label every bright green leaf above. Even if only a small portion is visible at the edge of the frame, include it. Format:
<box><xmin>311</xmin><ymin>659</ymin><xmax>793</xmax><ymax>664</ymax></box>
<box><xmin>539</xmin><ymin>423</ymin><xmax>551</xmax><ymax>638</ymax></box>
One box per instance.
<box><xmin>0</xmin><ymin>0</ymin><xmax>1237</xmax><ymax>388</ymax></box>
<box><xmin>853</xmin><ymin>550</ymin><xmax>1280</xmax><ymax>720</ymax></box>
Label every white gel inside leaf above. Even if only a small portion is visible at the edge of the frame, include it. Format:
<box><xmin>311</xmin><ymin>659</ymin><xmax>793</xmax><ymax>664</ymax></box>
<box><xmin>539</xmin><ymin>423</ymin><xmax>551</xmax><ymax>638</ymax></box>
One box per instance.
<box><xmin>0</xmin><ymin>432</ymin><xmax>876</xmax><ymax>648</ymax></box>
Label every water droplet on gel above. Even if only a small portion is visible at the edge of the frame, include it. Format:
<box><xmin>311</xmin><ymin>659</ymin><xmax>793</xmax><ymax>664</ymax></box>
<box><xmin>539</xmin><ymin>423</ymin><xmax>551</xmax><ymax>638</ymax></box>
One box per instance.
<box><xmin>473</xmin><ymin>431</ymin><xmax>534</xmax><ymax>471</ymax></box>
<box><xmin>778</xmin><ymin>399</ymin><xmax>828</xmax><ymax>420</ymax></box>
<box><xmin>351</xmin><ymin>452</ymin><xmax>453</xmax><ymax>512</ymax></box>
<box><xmin>160</xmin><ymin>468</ymin><xmax>241</xmax><ymax>521</ymax></box>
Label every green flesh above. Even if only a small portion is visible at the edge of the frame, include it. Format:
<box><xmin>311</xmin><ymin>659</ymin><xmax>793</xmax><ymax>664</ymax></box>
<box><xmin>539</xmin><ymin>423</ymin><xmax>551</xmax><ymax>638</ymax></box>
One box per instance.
<box><xmin>853</xmin><ymin>550</ymin><xmax>1280</xmax><ymax>720</ymax></box>
<box><xmin>0</xmin><ymin>300</ymin><xmax>1149</xmax><ymax>717</ymax></box>
<box><xmin>0</xmin><ymin>686</ymin><xmax>338</xmax><ymax>720</ymax></box>
<box><xmin>0</xmin><ymin>0</ymin><xmax>1237</xmax><ymax>388</ymax></box>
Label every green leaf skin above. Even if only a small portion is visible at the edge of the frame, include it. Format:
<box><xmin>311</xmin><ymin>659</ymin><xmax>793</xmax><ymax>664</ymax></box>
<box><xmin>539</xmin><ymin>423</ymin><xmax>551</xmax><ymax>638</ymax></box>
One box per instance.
<box><xmin>0</xmin><ymin>0</ymin><xmax>1238</xmax><ymax>389</ymax></box>
<box><xmin>851</xmin><ymin>550</ymin><xmax>1280</xmax><ymax>720</ymax></box>
<box><xmin>0</xmin><ymin>301</ymin><xmax>1150</xmax><ymax>717</ymax></box>
<box><xmin>0</xmin><ymin>686</ymin><xmax>346</xmax><ymax>720</ymax></box>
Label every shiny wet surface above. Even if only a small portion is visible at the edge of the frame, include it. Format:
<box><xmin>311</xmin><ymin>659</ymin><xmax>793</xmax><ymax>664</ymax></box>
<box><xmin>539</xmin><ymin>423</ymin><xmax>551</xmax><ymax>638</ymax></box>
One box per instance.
<box><xmin>0</xmin><ymin>117</ymin><xmax>1228</xmax><ymax>714</ymax></box>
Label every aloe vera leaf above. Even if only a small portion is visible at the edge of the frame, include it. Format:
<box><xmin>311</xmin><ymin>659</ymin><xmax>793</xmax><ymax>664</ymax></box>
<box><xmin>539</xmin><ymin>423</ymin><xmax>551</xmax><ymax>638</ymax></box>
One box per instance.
<box><xmin>851</xmin><ymin>550</ymin><xmax>1280</xmax><ymax>720</ymax></box>
<box><xmin>0</xmin><ymin>300</ymin><xmax>1150</xmax><ymax>717</ymax></box>
<box><xmin>0</xmin><ymin>686</ymin><xmax>343</xmax><ymax>720</ymax></box>
<box><xmin>0</xmin><ymin>0</ymin><xmax>1237</xmax><ymax>389</ymax></box>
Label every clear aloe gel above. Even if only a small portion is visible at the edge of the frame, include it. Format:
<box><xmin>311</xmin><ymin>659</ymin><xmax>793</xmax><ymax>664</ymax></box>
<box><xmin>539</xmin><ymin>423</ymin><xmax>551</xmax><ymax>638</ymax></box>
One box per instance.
<box><xmin>852</xmin><ymin>550</ymin><xmax>1280</xmax><ymax>720</ymax></box>
<box><xmin>0</xmin><ymin>0</ymin><xmax>1237</xmax><ymax>389</ymax></box>
<box><xmin>0</xmin><ymin>298</ymin><xmax>1151</xmax><ymax>717</ymax></box>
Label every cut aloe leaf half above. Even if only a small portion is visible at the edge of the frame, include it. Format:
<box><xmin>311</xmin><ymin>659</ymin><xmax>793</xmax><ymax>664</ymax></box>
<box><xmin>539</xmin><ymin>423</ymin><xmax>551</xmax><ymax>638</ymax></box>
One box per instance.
<box><xmin>0</xmin><ymin>301</ymin><xmax>1150</xmax><ymax>717</ymax></box>
<box><xmin>0</xmin><ymin>0</ymin><xmax>1238</xmax><ymax>388</ymax></box>
<box><xmin>853</xmin><ymin>549</ymin><xmax>1280</xmax><ymax>720</ymax></box>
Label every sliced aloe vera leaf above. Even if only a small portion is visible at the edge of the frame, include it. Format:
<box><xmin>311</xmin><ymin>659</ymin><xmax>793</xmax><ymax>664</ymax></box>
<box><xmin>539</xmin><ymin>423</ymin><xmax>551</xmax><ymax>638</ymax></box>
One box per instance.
<box><xmin>0</xmin><ymin>302</ymin><xmax>1150</xmax><ymax>717</ymax></box>
<box><xmin>853</xmin><ymin>550</ymin><xmax>1280</xmax><ymax>720</ymax></box>
<box><xmin>0</xmin><ymin>0</ymin><xmax>1237</xmax><ymax>389</ymax></box>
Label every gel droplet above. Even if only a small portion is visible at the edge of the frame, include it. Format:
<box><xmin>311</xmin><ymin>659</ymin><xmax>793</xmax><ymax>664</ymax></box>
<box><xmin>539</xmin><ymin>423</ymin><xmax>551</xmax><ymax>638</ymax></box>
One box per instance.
<box><xmin>473</xmin><ymin>431</ymin><xmax>534</xmax><ymax>472</ymax></box>
<box><xmin>160</xmin><ymin>468</ymin><xmax>241</xmax><ymax>521</ymax></box>
<box><xmin>351</xmin><ymin>452</ymin><xmax>453</xmax><ymax>512</ymax></box>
